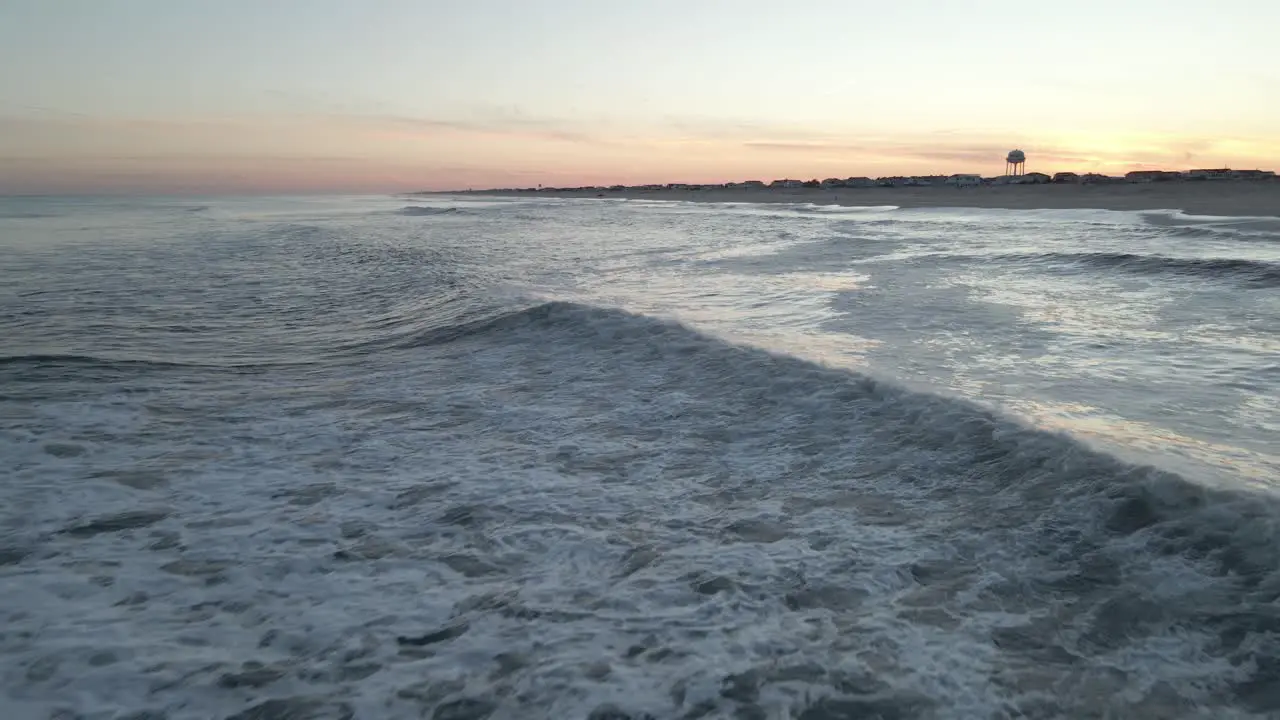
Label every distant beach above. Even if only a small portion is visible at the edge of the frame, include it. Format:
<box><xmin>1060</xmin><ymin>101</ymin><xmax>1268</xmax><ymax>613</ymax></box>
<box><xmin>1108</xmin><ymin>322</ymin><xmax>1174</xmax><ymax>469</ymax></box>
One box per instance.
<box><xmin>465</xmin><ymin>181</ymin><xmax>1280</xmax><ymax>217</ymax></box>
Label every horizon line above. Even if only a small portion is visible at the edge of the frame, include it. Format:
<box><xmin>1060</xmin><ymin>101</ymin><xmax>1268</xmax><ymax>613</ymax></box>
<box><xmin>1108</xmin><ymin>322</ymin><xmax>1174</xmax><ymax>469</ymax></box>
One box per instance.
<box><xmin>432</xmin><ymin>166</ymin><xmax>1279</xmax><ymax>194</ymax></box>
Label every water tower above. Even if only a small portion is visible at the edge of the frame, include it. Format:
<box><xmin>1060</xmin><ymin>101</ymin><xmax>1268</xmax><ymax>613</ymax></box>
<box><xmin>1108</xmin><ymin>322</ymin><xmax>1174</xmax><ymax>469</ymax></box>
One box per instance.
<box><xmin>1005</xmin><ymin>149</ymin><xmax>1026</xmax><ymax>176</ymax></box>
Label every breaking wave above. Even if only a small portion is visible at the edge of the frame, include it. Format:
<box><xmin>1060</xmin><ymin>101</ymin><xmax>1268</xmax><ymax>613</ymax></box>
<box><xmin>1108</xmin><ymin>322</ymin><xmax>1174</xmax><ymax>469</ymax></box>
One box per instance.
<box><xmin>396</xmin><ymin>205</ymin><xmax>469</xmax><ymax>216</ymax></box>
<box><xmin>363</xmin><ymin>299</ymin><xmax>1280</xmax><ymax>712</ymax></box>
<box><xmin>1001</xmin><ymin>251</ymin><xmax>1280</xmax><ymax>287</ymax></box>
<box><xmin>386</xmin><ymin>298</ymin><xmax>1280</xmax><ymax>569</ymax></box>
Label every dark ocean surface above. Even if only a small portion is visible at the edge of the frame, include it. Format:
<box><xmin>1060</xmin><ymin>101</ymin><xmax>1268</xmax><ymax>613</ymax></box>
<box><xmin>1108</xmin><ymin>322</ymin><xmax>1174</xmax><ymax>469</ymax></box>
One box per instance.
<box><xmin>2</xmin><ymin>195</ymin><xmax>1279</xmax><ymax>719</ymax></box>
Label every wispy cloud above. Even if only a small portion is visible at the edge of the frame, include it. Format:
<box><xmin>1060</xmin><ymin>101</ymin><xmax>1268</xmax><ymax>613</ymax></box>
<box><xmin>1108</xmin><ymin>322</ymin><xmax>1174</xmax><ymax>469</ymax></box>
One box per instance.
<box><xmin>743</xmin><ymin>141</ymin><xmax>869</xmax><ymax>153</ymax></box>
<box><xmin>736</xmin><ymin>135</ymin><xmax>1039</xmax><ymax>168</ymax></box>
<box><xmin>371</xmin><ymin>114</ymin><xmax>596</xmax><ymax>144</ymax></box>
<box><xmin>0</xmin><ymin>102</ymin><xmax>91</xmax><ymax>118</ymax></box>
<box><xmin>351</xmin><ymin>104</ymin><xmax>610</xmax><ymax>144</ymax></box>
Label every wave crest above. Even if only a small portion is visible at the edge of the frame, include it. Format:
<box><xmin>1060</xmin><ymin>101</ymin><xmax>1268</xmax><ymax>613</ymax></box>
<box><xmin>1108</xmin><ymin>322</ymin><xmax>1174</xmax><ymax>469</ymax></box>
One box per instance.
<box><xmin>1007</xmin><ymin>251</ymin><xmax>1280</xmax><ymax>287</ymax></box>
<box><xmin>397</xmin><ymin>206</ymin><xmax>468</xmax><ymax>217</ymax></box>
<box><xmin>388</xmin><ymin>300</ymin><xmax>1280</xmax><ymax>592</ymax></box>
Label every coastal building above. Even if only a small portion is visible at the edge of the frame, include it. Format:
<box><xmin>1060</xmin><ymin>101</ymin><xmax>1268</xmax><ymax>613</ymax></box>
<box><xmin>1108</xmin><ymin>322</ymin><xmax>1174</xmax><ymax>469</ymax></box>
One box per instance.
<box><xmin>945</xmin><ymin>174</ymin><xmax>982</xmax><ymax>187</ymax></box>
<box><xmin>770</xmin><ymin>179</ymin><xmax>804</xmax><ymax>188</ymax></box>
<box><xmin>1185</xmin><ymin>168</ymin><xmax>1231</xmax><ymax>180</ymax></box>
<box><xmin>1230</xmin><ymin>169</ymin><xmax>1276</xmax><ymax>180</ymax></box>
<box><xmin>1125</xmin><ymin>170</ymin><xmax>1181</xmax><ymax>182</ymax></box>
<box><xmin>820</xmin><ymin>178</ymin><xmax>845</xmax><ymax>188</ymax></box>
<box><xmin>1081</xmin><ymin>173</ymin><xmax>1118</xmax><ymax>184</ymax></box>
<box><xmin>844</xmin><ymin>177</ymin><xmax>876</xmax><ymax>188</ymax></box>
<box><xmin>1024</xmin><ymin>172</ymin><xmax>1052</xmax><ymax>184</ymax></box>
<box><xmin>1051</xmin><ymin>172</ymin><xmax>1080</xmax><ymax>183</ymax></box>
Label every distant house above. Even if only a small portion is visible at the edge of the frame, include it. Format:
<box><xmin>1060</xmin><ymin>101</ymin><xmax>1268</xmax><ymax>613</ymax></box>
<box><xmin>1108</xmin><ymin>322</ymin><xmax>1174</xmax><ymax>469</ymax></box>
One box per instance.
<box><xmin>802</xmin><ymin>179</ymin><xmax>821</xmax><ymax>188</ymax></box>
<box><xmin>1125</xmin><ymin>170</ymin><xmax>1180</xmax><ymax>183</ymax></box>
<box><xmin>1022</xmin><ymin>172</ymin><xmax>1051</xmax><ymax>184</ymax></box>
<box><xmin>1081</xmin><ymin>173</ymin><xmax>1117</xmax><ymax>184</ymax></box>
<box><xmin>945</xmin><ymin>174</ymin><xmax>982</xmax><ymax>187</ymax></box>
<box><xmin>770</xmin><ymin>179</ymin><xmax>804</xmax><ymax>188</ymax></box>
<box><xmin>1051</xmin><ymin>172</ymin><xmax>1080</xmax><ymax>183</ymax></box>
<box><xmin>1185</xmin><ymin>168</ymin><xmax>1231</xmax><ymax>181</ymax></box>
<box><xmin>820</xmin><ymin>178</ymin><xmax>846</xmax><ymax>188</ymax></box>
<box><xmin>844</xmin><ymin>177</ymin><xmax>876</xmax><ymax>188</ymax></box>
<box><xmin>742</xmin><ymin>180</ymin><xmax>766</xmax><ymax>188</ymax></box>
<box><xmin>1230</xmin><ymin>169</ymin><xmax>1276</xmax><ymax>181</ymax></box>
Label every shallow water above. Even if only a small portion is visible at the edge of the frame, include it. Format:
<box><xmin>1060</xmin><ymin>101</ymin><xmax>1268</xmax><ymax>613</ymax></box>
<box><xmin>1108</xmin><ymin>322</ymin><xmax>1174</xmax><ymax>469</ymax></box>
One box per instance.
<box><xmin>1</xmin><ymin>194</ymin><xmax>1278</xmax><ymax>719</ymax></box>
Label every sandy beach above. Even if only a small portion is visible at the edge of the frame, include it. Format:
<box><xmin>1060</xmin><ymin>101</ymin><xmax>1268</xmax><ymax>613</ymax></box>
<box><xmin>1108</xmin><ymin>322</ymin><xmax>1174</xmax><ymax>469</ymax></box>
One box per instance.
<box><xmin>467</xmin><ymin>181</ymin><xmax>1280</xmax><ymax>217</ymax></box>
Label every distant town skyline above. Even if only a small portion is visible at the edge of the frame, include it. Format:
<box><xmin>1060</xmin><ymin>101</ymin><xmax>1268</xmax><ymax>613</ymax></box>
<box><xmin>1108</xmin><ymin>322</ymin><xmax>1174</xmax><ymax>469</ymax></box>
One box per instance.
<box><xmin>3</xmin><ymin>0</ymin><xmax>1279</xmax><ymax>195</ymax></box>
<box><xmin>462</xmin><ymin>167</ymin><xmax>1277</xmax><ymax>194</ymax></box>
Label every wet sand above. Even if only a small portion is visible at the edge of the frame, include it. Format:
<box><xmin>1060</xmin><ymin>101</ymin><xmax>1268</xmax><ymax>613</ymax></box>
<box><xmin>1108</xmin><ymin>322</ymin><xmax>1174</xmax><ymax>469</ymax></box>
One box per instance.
<box><xmin>465</xmin><ymin>181</ymin><xmax>1280</xmax><ymax>217</ymax></box>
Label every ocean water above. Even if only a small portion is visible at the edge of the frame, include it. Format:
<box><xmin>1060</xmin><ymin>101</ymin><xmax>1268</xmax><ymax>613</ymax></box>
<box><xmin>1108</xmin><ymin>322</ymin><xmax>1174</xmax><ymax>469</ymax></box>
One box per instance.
<box><xmin>1</xmin><ymin>194</ymin><xmax>1278</xmax><ymax>720</ymax></box>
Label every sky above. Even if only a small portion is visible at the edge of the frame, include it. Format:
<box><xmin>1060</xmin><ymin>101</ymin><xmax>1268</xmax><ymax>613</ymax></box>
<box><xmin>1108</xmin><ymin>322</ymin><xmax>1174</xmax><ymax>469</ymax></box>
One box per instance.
<box><xmin>2</xmin><ymin>0</ymin><xmax>1278</xmax><ymax>194</ymax></box>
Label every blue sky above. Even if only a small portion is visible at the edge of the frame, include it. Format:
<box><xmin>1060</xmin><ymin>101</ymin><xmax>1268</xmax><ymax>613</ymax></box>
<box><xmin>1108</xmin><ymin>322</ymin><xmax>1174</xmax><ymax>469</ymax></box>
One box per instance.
<box><xmin>2</xmin><ymin>0</ymin><xmax>1278</xmax><ymax>193</ymax></box>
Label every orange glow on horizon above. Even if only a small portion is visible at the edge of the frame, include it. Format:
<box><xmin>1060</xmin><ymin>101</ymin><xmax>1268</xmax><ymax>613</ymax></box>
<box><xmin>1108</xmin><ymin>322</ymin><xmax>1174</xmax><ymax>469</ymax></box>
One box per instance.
<box><xmin>2</xmin><ymin>113</ymin><xmax>1278</xmax><ymax>195</ymax></box>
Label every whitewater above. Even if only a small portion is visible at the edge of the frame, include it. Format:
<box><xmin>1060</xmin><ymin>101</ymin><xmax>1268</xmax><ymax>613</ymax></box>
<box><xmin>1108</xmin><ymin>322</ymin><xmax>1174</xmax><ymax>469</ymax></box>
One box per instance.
<box><xmin>1</xmin><ymin>194</ymin><xmax>1278</xmax><ymax>720</ymax></box>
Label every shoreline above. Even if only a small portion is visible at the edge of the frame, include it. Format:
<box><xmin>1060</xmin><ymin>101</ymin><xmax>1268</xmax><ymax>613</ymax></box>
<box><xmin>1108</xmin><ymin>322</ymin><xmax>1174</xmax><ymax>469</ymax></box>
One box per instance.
<box><xmin>453</xmin><ymin>182</ymin><xmax>1280</xmax><ymax>217</ymax></box>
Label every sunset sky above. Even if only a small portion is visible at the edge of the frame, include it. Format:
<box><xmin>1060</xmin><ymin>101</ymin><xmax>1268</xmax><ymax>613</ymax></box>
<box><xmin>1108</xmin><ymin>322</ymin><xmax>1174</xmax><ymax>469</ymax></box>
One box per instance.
<box><xmin>2</xmin><ymin>0</ymin><xmax>1278</xmax><ymax>194</ymax></box>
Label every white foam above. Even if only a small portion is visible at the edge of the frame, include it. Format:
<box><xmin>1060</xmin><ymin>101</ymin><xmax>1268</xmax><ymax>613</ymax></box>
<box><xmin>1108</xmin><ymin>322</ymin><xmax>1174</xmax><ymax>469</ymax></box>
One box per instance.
<box><xmin>1143</xmin><ymin>208</ymin><xmax>1280</xmax><ymax>223</ymax></box>
<box><xmin>3</xmin><ymin>195</ymin><xmax>1277</xmax><ymax>719</ymax></box>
